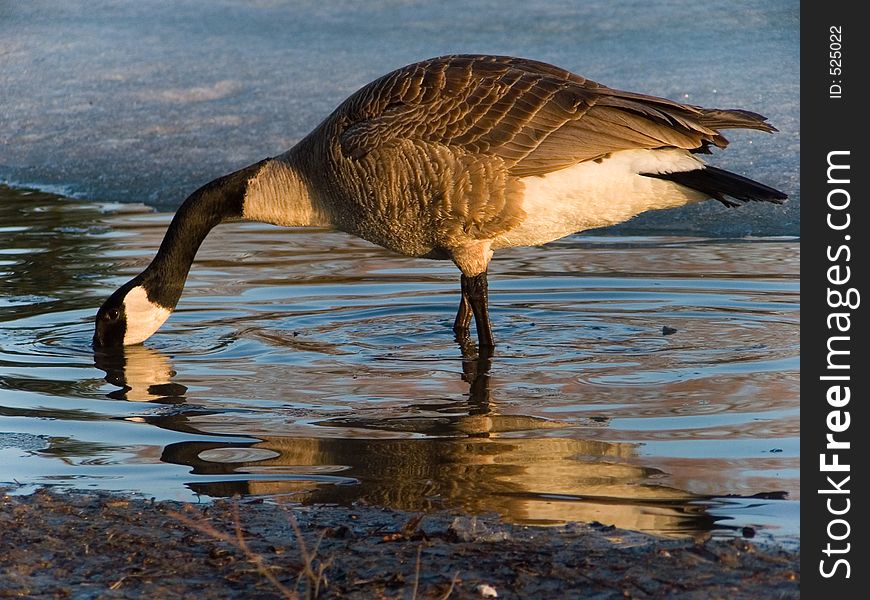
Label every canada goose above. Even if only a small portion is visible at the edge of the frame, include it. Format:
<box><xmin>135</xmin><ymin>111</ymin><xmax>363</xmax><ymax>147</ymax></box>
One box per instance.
<box><xmin>93</xmin><ymin>54</ymin><xmax>787</xmax><ymax>349</ymax></box>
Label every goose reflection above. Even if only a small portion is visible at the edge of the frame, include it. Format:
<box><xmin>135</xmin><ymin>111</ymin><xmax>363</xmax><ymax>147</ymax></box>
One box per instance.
<box><xmin>96</xmin><ymin>345</ymin><xmax>724</xmax><ymax>537</ymax></box>
<box><xmin>94</xmin><ymin>345</ymin><xmax>188</xmax><ymax>402</ymax></box>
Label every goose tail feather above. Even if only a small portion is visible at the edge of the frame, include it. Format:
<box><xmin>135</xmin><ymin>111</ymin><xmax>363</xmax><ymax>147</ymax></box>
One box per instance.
<box><xmin>644</xmin><ymin>165</ymin><xmax>787</xmax><ymax>208</ymax></box>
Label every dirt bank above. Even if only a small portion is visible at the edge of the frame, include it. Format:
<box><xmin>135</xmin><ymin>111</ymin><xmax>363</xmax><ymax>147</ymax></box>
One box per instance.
<box><xmin>0</xmin><ymin>489</ymin><xmax>798</xmax><ymax>599</ymax></box>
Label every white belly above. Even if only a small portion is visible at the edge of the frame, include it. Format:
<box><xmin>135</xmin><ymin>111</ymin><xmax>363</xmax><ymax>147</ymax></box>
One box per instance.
<box><xmin>492</xmin><ymin>148</ymin><xmax>708</xmax><ymax>249</ymax></box>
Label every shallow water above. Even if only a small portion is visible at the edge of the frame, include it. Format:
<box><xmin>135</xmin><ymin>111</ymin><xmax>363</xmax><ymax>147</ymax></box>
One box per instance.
<box><xmin>0</xmin><ymin>186</ymin><xmax>799</xmax><ymax>540</ymax></box>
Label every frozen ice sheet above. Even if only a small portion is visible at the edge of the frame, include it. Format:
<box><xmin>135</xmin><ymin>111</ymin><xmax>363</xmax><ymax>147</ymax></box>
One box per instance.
<box><xmin>0</xmin><ymin>0</ymin><xmax>798</xmax><ymax>236</ymax></box>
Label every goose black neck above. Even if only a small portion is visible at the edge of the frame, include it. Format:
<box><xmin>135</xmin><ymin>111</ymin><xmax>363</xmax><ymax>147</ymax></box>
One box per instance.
<box><xmin>141</xmin><ymin>160</ymin><xmax>267</xmax><ymax>309</ymax></box>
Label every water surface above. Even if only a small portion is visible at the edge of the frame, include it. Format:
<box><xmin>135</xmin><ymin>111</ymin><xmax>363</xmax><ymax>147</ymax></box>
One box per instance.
<box><xmin>0</xmin><ymin>186</ymin><xmax>799</xmax><ymax>540</ymax></box>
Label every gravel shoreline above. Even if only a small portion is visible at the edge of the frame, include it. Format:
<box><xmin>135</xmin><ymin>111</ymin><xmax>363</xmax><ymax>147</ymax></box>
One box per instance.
<box><xmin>1</xmin><ymin>489</ymin><xmax>798</xmax><ymax>599</ymax></box>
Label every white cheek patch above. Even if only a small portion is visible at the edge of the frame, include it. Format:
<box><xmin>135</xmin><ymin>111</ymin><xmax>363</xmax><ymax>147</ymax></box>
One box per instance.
<box><xmin>122</xmin><ymin>285</ymin><xmax>172</xmax><ymax>345</ymax></box>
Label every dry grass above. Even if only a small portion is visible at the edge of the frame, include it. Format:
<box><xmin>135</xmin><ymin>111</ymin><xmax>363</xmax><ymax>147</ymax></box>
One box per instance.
<box><xmin>171</xmin><ymin>501</ymin><xmax>305</xmax><ymax>599</ymax></box>
<box><xmin>170</xmin><ymin>498</ymin><xmax>455</xmax><ymax>600</ymax></box>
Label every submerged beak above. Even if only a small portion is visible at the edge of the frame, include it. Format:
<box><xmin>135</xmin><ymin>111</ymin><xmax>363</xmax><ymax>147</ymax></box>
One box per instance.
<box><xmin>93</xmin><ymin>308</ymin><xmax>126</xmax><ymax>348</ymax></box>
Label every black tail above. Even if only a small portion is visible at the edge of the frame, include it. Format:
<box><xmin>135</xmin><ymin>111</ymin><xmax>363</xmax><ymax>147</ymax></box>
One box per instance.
<box><xmin>644</xmin><ymin>166</ymin><xmax>787</xmax><ymax>208</ymax></box>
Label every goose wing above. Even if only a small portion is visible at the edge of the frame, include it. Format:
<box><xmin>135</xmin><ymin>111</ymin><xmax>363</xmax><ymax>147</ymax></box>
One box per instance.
<box><xmin>337</xmin><ymin>54</ymin><xmax>777</xmax><ymax>177</ymax></box>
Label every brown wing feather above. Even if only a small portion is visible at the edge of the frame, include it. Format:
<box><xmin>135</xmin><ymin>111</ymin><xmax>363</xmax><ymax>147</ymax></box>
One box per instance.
<box><xmin>336</xmin><ymin>54</ymin><xmax>776</xmax><ymax>177</ymax></box>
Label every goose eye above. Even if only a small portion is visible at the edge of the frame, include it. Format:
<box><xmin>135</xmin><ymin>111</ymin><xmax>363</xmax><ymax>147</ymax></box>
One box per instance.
<box><xmin>105</xmin><ymin>308</ymin><xmax>120</xmax><ymax>321</ymax></box>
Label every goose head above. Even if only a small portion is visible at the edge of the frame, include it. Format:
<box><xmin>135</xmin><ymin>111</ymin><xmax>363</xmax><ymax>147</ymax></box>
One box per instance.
<box><xmin>93</xmin><ymin>159</ymin><xmax>274</xmax><ymax>348</ymax></box>
<box><xmin>94</xmin><ymin>277</ymin><xmax>172</xmax><ymax>347</ymax></box>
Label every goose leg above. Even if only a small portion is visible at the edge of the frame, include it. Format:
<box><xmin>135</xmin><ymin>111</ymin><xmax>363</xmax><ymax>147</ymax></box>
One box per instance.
<box><xmin>464</xmin><ymin>271</ymin><xmax>495</xmax><ymax>349</ymax></box>
<box><xmin>453</xmin><ymin>282</ymin><xmax>473</xmax><ymax>340</ymax></box>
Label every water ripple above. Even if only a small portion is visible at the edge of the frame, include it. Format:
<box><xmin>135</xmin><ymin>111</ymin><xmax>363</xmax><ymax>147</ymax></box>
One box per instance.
<box><xmin>0</xmin><ymin>186</ymin><xmax>799</xmax><ymax>538</ymax></box>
